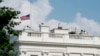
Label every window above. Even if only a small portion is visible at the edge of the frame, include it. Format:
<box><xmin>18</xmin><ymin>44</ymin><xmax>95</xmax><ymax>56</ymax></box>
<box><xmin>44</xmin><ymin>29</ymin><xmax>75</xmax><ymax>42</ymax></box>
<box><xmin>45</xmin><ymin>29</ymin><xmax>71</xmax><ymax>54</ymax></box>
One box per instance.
<box><xmin>31</xmin><ymin>55</ymin><xmax>38</xmax><ymax>56</ymax></box>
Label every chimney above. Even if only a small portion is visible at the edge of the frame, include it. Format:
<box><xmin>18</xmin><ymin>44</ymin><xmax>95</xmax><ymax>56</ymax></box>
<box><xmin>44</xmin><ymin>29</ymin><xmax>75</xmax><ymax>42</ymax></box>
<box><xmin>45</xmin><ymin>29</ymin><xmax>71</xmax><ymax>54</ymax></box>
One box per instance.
<box><xmin>39</xmin><ymin>23</ymin><xmax>49</xmax><ymax>33</ymax></box>
<box><xmin>58</xmin><ymin>26</ymin><xmax>62</xmax><ymax>29</ymax></box>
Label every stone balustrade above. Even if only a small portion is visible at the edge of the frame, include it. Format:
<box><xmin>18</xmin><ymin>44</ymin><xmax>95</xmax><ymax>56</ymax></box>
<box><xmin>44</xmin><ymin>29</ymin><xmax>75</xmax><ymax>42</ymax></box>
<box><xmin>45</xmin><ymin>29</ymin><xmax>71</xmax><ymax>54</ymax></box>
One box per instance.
<box><xmin>18</xmin><ymin>32</ymin><xmax>100</xmax><ymax>45</ymax></box>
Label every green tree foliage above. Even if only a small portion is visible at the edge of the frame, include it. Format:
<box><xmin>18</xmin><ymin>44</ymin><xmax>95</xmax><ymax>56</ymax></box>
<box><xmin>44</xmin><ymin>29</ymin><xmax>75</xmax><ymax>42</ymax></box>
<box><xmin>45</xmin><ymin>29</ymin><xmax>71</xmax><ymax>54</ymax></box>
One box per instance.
<box><xmin>0</xmin><ymin>0</ymin><xmax>2</xmax><ymax>2</ymax></box>
<box><xmin>0</xmin><ymin>1</ymin><xmax>20</xmax><ymax>56</ymax></box>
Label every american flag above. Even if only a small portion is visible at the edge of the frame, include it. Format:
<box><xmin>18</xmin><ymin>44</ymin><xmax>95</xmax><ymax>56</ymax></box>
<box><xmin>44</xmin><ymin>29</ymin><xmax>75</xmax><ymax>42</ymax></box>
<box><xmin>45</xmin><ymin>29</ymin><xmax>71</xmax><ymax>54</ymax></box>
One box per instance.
<box><xmin>20</xmin><ymin>14</ymin><xmax>30</xmax><ymax>20</ymax></box>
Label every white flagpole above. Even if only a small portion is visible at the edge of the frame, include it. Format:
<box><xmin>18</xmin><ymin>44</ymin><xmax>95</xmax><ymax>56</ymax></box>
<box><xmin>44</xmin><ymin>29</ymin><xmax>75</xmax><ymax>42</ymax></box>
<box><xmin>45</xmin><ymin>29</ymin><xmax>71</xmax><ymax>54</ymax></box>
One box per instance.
<box><xmin>29</xmin><ymin>0</ymin><xmax>32</xmax><ymax>29</ymax></box>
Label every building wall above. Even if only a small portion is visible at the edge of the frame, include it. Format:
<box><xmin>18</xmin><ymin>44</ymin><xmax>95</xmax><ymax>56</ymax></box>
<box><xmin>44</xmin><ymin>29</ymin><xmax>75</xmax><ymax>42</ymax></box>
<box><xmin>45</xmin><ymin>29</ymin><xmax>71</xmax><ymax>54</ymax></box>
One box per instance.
<box><xmin>17</xmin><ymin>43</ymin><xmax>100</xmax><ymax>56</ymax></box>
<box><xmin>17</xmin><ymin>25</ymin><xmax>100</xmax><ymax>56</ymax></box>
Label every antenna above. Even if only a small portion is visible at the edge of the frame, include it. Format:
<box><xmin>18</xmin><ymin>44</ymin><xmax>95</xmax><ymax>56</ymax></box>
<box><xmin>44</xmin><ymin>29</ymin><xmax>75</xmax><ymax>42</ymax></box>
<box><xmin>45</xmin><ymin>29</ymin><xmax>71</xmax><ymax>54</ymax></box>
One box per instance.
<box><xmin>58</xmin><ymin>23</ymin><xmax>60</xmax><ymax>27</ymax></box>
<box><xmin>74</xmin><ymin>27</ymin><xmax>76</xmax><ymax>32</ymax></box>
<box><xmin>58</xmin><ymin>23</ymin><xmax>62</xmax><ymax>29</ymax></box>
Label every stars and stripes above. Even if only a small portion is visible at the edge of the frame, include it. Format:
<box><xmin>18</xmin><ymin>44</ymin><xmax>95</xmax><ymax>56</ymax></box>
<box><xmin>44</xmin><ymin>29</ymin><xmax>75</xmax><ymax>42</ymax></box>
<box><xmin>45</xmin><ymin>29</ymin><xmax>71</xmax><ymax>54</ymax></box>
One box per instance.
<box><xmin>20</xmin><ymin>14</ymin><xmax>30</xmax><ymax>20</ymax></box>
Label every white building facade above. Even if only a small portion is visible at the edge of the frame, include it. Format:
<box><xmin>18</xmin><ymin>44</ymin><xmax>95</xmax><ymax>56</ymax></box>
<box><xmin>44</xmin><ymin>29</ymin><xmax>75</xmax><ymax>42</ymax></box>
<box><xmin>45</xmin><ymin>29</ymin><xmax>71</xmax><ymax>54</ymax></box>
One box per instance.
<box><xmin>16</xmin><ymin>24</ymin><xmax>100</xmax><ymax>56</ymax></box>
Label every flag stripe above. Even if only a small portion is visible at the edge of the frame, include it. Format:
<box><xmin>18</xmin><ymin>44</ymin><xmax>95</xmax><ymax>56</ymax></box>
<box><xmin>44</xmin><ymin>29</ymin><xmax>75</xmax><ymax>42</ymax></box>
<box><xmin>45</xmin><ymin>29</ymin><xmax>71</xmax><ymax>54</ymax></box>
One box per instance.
<box><xmin>20</xmin><ymin>14</ymin><xmax>30</xmax><ymax>20</ymax></box>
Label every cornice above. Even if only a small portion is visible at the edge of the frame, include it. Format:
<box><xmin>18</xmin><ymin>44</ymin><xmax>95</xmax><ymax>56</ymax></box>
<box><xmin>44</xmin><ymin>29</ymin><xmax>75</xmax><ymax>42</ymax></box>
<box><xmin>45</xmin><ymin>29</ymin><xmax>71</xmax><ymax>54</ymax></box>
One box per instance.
<box><xmin>17</xmin><ymin>41</ymin><xmax>100</xmax><ymax>48</ymax></box>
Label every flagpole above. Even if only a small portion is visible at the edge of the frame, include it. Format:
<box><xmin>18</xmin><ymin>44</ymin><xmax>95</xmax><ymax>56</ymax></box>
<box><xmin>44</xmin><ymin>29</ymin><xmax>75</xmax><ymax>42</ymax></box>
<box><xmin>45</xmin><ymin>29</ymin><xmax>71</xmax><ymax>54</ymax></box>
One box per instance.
<box><xmin>29</xmin><ymin>0</ymin><xmax>32</xmax><ymax>29</ymax></box>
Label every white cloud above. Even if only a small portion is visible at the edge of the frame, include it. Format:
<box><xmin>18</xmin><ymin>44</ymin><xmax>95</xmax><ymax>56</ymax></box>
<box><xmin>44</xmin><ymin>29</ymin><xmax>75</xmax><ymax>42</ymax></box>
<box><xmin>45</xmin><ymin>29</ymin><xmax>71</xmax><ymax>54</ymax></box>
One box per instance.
<box><xmin>46</xmin><ymin>12</ymin><xmax>100</xmax><ymax>36</ymax></box>
<box><xmin>74</xmin><ymin>13</ymin><xmax>100</xmax><ymax>36</ymax></box>
<box><xmin>0</xmin><ymin>0</ymin><xmax>53</xmax><ymax>30</ymax></box>
<box><xmin>46</xmin><ymin>19</ymin><xmax>79</xmax><ymax>30</ymax></box>
<box><xmin>30</xmin><ymin>0</ymin><xmax>53</xmax><ymax>30</ymax></box>
<box><xmin>19</xmin><ymin>0</ymin><xmax>52</xmax><ymax>30</ymax></box>
<box><xmin>0</xmin><ymin>0</ymin><xmax>100</xmax><ymax>35</ymax></box>
<box><xmin>0</xmin><ymin>0</ymin><xmax>23</xmax><ymax>10</ymax></box>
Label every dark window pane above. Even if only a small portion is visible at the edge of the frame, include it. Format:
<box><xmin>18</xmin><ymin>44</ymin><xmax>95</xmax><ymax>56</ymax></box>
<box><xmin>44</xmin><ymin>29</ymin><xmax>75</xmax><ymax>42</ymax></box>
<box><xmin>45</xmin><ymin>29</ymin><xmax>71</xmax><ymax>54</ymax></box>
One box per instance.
<box><xmin>31</xmin><ymin>55</ymin><xmax>38</xmax><ymax>56</ymax></box>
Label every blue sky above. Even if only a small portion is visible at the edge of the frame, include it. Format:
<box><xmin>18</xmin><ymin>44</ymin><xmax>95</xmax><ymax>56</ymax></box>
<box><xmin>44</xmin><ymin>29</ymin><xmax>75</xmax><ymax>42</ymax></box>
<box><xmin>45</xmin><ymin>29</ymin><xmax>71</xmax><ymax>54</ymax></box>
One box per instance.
<box><xmin>30</xmin><ymin>0</ymin><xmax>100</xmax><ymax>23</ymax></box>
<box><xmin>47</xmin><ymin>0</ymin><xmax>100</xmax><ymax>22</ymax></box>
<box><xmin>1</xmin><ymin>0</ymin><xmax>99</xmax><ymax>35</ymax></box>
<box><xmin>30</xmin><ymin>0</ymin><xmax>100</xmax><ymax>35</ymax></box>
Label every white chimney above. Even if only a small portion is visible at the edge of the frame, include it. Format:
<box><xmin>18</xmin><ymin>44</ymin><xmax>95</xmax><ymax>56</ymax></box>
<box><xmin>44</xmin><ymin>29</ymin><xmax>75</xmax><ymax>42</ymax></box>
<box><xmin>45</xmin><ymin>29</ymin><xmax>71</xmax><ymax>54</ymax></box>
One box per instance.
<box><xmin>39</xmin><ymin>23</ymin><xmax>49</xmax><ymax>33</ymax></box>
